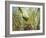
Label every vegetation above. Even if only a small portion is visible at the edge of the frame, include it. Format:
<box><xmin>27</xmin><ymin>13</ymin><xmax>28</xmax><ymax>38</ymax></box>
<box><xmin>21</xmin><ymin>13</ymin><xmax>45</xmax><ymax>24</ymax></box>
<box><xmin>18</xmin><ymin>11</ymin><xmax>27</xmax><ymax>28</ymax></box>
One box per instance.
<box><xmin>12</xmin><ymin>7</ymin><xmax>40</xmax><ymax>31</ymax></box>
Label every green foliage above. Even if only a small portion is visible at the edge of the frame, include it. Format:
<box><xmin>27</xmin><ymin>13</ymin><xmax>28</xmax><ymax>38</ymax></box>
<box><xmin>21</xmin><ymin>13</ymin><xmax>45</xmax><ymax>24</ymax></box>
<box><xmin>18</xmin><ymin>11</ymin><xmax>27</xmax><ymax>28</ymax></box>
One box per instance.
<box><xmin>12</xmin><ymin>7</ymin><xmax>40</xmax><ymax>31</ymax></box>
